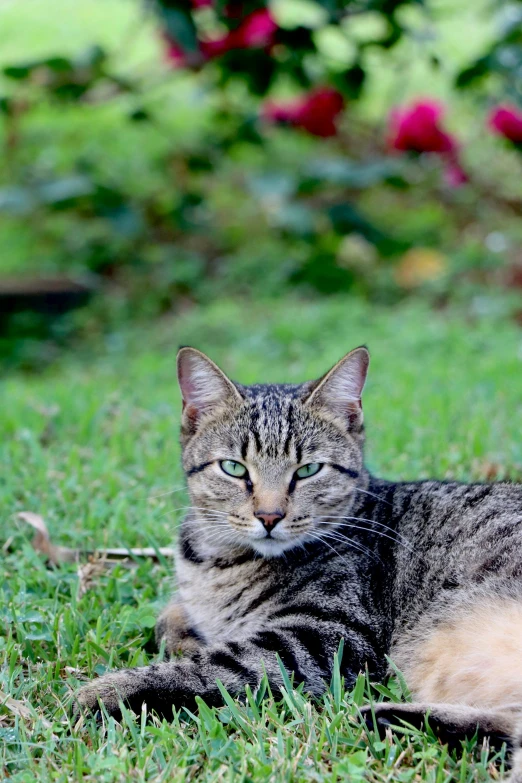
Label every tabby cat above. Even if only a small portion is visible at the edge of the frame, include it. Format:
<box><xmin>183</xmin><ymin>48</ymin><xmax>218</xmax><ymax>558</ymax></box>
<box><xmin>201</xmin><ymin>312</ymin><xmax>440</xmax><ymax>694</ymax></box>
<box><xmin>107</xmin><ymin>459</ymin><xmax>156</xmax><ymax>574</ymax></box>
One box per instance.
<box><xmin>77</xmin><ymin>346</ymin><xmax>522</xmax><ymax>779</ymax></box>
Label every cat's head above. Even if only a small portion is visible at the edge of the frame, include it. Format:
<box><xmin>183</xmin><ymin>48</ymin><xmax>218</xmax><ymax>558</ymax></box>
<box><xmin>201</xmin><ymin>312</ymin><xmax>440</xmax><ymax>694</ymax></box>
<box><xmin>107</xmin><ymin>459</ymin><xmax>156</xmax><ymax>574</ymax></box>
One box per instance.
<box><xmin>177</xmin><ymin>346</ymin><xmax>369</xmax><ymax>557</ymax></box>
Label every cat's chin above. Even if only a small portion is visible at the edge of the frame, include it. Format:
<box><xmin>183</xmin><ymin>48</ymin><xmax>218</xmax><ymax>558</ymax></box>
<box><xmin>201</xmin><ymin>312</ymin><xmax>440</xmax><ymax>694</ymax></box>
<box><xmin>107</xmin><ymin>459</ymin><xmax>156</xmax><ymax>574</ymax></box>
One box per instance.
<box><xmin>249</xmin><ymin>537</ymin><xmax>299</xmax><ymax>558</ymax></box>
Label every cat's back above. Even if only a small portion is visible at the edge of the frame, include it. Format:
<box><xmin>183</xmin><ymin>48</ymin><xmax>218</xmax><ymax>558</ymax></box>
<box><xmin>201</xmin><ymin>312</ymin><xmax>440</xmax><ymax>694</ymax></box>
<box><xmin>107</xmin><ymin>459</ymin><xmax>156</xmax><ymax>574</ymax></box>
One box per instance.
<box><xmin>389</xmin><ymin>479</ymin><xmax>522</xmax><ymax>710</ymax></box>
<box><xmin>391</xmin><ymin>479</ymin><xmax>522</xmax><ymax>626</ymax></box>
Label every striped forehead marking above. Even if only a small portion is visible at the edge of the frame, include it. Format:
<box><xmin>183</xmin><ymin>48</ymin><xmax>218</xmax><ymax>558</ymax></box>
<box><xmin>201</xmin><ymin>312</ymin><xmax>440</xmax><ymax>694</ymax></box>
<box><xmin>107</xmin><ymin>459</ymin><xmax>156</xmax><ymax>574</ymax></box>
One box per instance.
<box><xmin>241</xmin><ymin>384</ymin><xmax>304</xmax><ymax>459</ymax></box>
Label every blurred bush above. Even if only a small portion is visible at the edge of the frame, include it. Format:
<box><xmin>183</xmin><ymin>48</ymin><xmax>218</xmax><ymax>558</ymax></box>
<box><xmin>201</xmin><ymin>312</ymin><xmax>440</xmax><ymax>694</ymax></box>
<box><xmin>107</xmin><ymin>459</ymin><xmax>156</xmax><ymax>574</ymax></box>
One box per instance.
<box><xmin>1</xmin><ymin>0</ymin><xmax>522</xmax><ymax>367</ymax></box>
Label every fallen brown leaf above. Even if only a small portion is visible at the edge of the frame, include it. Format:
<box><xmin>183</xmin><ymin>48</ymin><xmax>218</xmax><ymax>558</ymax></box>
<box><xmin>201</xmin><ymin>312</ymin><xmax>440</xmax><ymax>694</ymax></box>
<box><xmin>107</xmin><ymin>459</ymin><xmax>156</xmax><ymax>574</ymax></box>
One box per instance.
<box><xmin>394</xmin><ymin>248</ymin><xmax>447</xmax><ymax>289</ymax></box>
<box><xmin>77</xmin><ymin>557</ymin><xmax>107</xmax><ymax>597</ymax></box>
<box><xmin>0</xmin><ymin>688</ymin><xmax>51</xmax><ymax>728</ymax></box>
<box><xmin>17</xmin><ymin>511</ymin><xmax>78</xmax><ymax>564</ymax></box>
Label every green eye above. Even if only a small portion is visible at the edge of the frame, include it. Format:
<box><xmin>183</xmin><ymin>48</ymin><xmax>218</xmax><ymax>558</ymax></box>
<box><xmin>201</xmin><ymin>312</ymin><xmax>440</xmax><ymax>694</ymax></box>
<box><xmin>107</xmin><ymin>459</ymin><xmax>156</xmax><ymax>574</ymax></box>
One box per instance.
<box><xmin>220</xmin><ymin>460</ymin><xmax>248</xmax><ymax>478</ymax></box>
<box><xmin>295</xmin><ymin>463</ymin><xmax>322</xmax><ymax>479</ymax></box>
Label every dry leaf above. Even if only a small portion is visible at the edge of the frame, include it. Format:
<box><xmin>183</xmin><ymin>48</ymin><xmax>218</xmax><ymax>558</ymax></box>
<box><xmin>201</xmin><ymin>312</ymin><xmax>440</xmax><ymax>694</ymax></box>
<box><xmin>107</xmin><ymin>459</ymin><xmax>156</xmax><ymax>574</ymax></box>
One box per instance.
<box><xmin>0</xmin><ymin>690</ymin><xmax>32</xmax><ymax>720</ymax></box>
<box><xmin>394</xmin><ymin>248</ymin><xmax>447</xmax><ymax>288</ymax></box>
<box><xmin>0</xmin><ymin>689</ymin><xmax>51</xmax><ymax>728</ymax></box>
<box><xmin>77</xmin><ymin>557</ymin><xmax>107</xmax><ymax>597</ymax></box>
<box><xmin>17</xmin><ymin>512</ymin><xmax>78</xmax><ymax>564</ymax></box>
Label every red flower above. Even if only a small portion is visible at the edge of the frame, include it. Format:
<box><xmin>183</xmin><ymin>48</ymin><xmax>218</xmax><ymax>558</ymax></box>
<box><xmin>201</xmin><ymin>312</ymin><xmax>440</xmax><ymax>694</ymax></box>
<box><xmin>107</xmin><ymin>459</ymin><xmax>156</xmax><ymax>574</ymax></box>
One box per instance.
<box><xmin>233</xmin><ymin>7</ymin><xmax>277</xmax><ymax>47</ymax></box>
<box><xmin>263</xmin><ymin>87</ymin><xmax>345</xmax><ymax>137</ymax></box>
<box><xmin>201</xmin><ymin>8</ymin><xmax>277</xmax><ymax>57</ymax></box>
<box><xmin>488</xmin><ymin>105</ymin><xmax>522</xmax><ymax>145</ymax></box>
<box><xmin>388</xmin><ymin>100</ymin><xmax>456</xmax><ymax>154</ymax></box>
<box><xmin>198</xmin><ymin>37</ymin><xmax>230</xmax><ymax>59</ymax></box>
<box><xmin>165</xmin><ymin>40</ymin><xmax>189</xmax><ymax>67</ymax></box>
<box><xmin>165</xmin><ymin>7</ymin><xmax>278</xmax><ymax>66</ymax></box>
<box><xmin>388</xmin><ymin>99</ymin><xmax>467</xmax><ymax>188</ymax></box>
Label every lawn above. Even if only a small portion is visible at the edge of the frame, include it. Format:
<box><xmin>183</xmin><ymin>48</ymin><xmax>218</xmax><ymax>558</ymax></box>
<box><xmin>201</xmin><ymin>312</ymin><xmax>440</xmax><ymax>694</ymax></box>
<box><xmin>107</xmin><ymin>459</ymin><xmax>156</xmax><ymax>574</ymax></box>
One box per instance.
<box><xmin>2</xmin><ymin>295</ymin><xmax>521</xmax><ymax>781</ymax></box>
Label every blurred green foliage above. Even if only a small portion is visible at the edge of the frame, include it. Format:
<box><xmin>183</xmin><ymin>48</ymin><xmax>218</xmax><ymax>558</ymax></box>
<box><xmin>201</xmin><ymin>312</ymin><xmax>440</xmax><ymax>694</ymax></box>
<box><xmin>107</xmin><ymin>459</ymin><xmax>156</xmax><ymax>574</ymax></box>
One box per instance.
<box><xmin>0</xmin><ymin>0</ymin><xmax>522</xmax><ymax>370</ymax></box>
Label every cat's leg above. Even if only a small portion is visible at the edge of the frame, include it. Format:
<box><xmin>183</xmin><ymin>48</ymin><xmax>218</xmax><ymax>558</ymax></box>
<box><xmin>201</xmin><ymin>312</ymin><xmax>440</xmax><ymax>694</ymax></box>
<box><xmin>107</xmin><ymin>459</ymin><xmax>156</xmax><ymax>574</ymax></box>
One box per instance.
<box><xmin>76</xmin><ymin>616</ymin><xmax>381</xmax><ymax>720</ymax></box>
<box><xmin>360</xmin><ymin>701</ymin><xmax>518</xmax><ymax>751</ymax></box>
<box><xmin>75</xmin><ymin>640</ymin><xmax>292</xmax><ymax>719</ymax></box>
<box><xmin>155</xmin><ymin>600</ymin><xmax>204</xmax><ymax>658</ymax></box>
<box><xmin>507</xmin><ymin>719</ymin><xmax>522</xmax><ymax>783</ymax></box>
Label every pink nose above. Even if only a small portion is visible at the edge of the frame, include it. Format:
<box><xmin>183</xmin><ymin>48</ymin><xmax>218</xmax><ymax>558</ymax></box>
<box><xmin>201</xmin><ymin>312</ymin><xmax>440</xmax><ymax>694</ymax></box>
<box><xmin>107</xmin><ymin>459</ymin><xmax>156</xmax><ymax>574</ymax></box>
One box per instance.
<box><xmin>255</xmin><ymin>511</ymin><xmax>285</xmax><ymax>530</ymax></box>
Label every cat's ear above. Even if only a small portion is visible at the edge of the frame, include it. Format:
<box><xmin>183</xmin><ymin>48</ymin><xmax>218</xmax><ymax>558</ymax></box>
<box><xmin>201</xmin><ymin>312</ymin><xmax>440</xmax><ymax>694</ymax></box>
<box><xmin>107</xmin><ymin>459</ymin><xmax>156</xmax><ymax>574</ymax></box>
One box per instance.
<box><xmin>177</xmin><ymin>347</ymin><xmax>242</xmax><ymax>433</ymax></box>
<box><xmin>305</xmin><ymin>346</ymin><xmax>369</xmax><ymax>427</ymax></box>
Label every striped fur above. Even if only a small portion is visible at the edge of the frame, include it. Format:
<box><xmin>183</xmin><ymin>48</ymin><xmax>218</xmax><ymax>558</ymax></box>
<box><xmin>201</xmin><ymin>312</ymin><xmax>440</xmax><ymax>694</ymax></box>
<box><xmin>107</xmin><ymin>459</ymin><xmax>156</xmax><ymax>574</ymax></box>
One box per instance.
<box><xmin>77</xmin><ymin>348</ymin><xmax>522</xmax><ymax>776</ymax></box>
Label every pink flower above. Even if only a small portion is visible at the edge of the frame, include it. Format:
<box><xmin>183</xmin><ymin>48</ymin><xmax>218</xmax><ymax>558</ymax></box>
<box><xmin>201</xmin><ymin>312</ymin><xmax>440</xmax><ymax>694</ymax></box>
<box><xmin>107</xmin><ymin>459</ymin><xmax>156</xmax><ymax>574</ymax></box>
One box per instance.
<box><xmin>263</xmin><ymin>87</ymin><xmax>345</xmax><ymax>138</ymax></box>
<box><xmin>444</xmin><ymin>162</ymin><xmax>469</xmax><ymax>188</ymax></box>
<box><xmin>388</xmin><ymin>100</ymin><xmax>456</xmax><ymax>154</ymax></box>
<box><xmin>488</xmin><ymin>105</ymin><xmax>522</xmax><ymax>145</ymax></box>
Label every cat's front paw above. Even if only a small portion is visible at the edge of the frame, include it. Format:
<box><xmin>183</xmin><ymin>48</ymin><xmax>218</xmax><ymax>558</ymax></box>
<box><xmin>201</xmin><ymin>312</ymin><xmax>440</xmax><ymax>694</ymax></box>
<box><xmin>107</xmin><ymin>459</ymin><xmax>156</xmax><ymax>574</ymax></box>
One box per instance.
<box><xmin>75</xmin><ymin>670</ymin><xmax>145</xmax><ymax>720</ymax></box>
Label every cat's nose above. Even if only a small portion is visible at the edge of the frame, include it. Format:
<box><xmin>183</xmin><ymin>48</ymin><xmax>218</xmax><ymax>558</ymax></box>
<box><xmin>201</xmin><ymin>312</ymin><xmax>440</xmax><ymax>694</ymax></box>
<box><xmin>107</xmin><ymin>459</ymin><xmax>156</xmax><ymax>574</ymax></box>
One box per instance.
<box><xmin>255</xmin><ymin>511</ymin><xmax>285</xmax><ymax>530</ymax></box>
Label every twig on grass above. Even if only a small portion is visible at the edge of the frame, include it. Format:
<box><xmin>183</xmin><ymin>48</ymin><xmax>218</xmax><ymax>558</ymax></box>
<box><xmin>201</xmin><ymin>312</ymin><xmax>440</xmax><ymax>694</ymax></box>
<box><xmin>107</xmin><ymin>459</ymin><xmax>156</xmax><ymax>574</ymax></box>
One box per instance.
<box><xmin>13</xmin><ymin>512</ymin><xmax>175</xmax><ymax>578</ymax></box>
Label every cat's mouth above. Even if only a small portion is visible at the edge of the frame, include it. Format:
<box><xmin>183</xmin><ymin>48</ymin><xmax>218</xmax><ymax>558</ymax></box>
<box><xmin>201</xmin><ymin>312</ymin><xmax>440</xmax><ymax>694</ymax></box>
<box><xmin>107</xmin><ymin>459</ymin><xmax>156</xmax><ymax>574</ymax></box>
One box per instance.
<box><xmin>249</xmin><ymin>536</ymin><xmax>299</xmax><ymax>557</ymax></box>
<box><xmin>224</xmin><ymin>514</ymin><xmax>312</xmax><ymax>556</ymax></box>
<box><xmin>245</xmin><ymin>519</ymin><xmax>311</xmax><ymax>556</ymax></box>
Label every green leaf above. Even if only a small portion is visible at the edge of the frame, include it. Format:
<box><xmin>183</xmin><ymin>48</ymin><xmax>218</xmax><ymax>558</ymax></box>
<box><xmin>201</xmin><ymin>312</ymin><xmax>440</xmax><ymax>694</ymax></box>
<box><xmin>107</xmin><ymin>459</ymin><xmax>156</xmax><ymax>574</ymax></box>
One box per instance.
<box><xmin>215</xmin><ymin>680</ymin><xmax>255</xmax><ymax>740</ymax></box>
<box><xmin>161</xmin><ymin>8</ymin><xmax>199</xmax><ymax>54</ymax></box>
<box><xmin>386</xmin><ymin>655</ymin><xmax>412</xmax><ymax>700</ymax></box>
<box><xmin>247</xmin><ymin>172</ymin><xmax>297</xmax><ymax>201</ymax></box>
<box><xmin>41</xmin><ymin>56</ymin><xmax>74</xmax><ymax>73</ymax></box>
<box><xmin>275</xmin><ymin>203</ymin><xmax>317</xmax><ymax>237</ymax></box>
<box><xmin>37</xmin><ymin>176</ymin><xmax>94</xmax><ymax>206</ymax></box>
<box><xmin>331</xmin><ymin>638</ymin><xmax>344</xmax><ymax>710</ymax></box>
<box><xmin>0</xmin><ymin>97</ymin><xmax>12</xmax><ymax>116</ymax></box>
<box><xmin>328</xmin><ymin>201</ymin><xmax>399</xmax><ymax>253</ymax></box>
<box><xmin>75</xmin><ymin>44</ymin><xmax>106</xmax><ymax>70</ymax></box>
<box><xmin>455</xmin><ymin>55</ymin><xmax>491</xmax><ymax>88</ymax></box>
<box><xmin>272</xmin><ymin>0</ymin><xmax>328</xmax><ymax>30</ymax></box>
<box><xmin>372</xmin><ymin>683</ymin><xmax>398</xmax><ymax>700</ymax></box>
<box><xmin>3</xmin><ymin>63</ymin><xmax>34</xmax><ymax>80</ymax></box>
<box><xmin>305</xmin><ymin>157</ymin><xmax>404</xmax><ymax>188</ymax></box>
<box><xmin>275</xmin><ymin>653</ymin><xmax>295</xmax><ymax>697</ymax></box>
<box><xmin>0</xmin><ymin>186</ymin><xmax>35</xmax><ymax>215</ymax></box>
<box><xmin>334</xmin><ymin>64</ymin><xmax>366</xmax><ymax>100</ymax></box>
<box><xmin>352</xmin><ymin>672</ymin><xmax>366</xmax><ymax>707</ymax></box>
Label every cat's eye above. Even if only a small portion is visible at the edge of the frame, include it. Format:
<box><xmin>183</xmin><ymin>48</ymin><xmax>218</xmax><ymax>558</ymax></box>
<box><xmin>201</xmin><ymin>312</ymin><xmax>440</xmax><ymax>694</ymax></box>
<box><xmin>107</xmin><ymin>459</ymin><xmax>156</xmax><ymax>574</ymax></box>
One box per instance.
<box><xmin>295</xmin><ymin>463</ymin><xmax>322</xmax><ymax>480</ymax></box>
<box><xmin>220</xmin><ymin>460</ymin><xmax>248</xmax><ymax>478</ymax></box>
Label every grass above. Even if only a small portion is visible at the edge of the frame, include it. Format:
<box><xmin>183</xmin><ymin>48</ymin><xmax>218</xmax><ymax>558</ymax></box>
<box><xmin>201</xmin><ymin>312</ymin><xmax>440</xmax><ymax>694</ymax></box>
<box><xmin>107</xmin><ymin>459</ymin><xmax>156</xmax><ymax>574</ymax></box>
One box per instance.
<box><xmin>2</xmin><ymin>295</ymin><xmax>522</xmax><ymax>781</ymax></box>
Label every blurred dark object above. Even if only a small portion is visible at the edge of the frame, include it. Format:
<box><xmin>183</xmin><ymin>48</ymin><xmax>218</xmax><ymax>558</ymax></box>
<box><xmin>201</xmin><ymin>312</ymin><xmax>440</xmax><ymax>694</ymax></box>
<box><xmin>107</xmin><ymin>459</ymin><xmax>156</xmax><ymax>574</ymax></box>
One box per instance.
<box><xmin>0</xmin><ymin>276</ymin><xmax>96</xmax><ymax>319</ymax></box>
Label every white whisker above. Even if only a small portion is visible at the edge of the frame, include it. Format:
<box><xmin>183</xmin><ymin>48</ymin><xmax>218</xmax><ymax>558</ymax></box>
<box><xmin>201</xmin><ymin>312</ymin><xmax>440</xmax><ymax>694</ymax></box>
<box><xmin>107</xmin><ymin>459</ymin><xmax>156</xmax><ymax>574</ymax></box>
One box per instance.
<box><xmin>350</xmin><ymin>486</ymin><xmax>393</xmax><ymax>506</ymax></box>
<box><xmin>169</xmin><ymin>506</ymin><xmax>231</xmax><ymax>515</ymax></box>
<box><xmin>313</xmin><ymin>528</ymin><xmax>380</xmax><ymax>562</ymax></box>
<box><xmin>312</xmin><ymin>515</ymin><xmax>412</xmax><ymax>550</ymax></box>
<box><xmin>148</xmin><ymin>486</ymin><xmax>188</xmax><ymax>500</ymax></box>
<box><xmin>304</xmin><ymin>531</ymin><xmax>358</xmax><ymax>567</ymax></box>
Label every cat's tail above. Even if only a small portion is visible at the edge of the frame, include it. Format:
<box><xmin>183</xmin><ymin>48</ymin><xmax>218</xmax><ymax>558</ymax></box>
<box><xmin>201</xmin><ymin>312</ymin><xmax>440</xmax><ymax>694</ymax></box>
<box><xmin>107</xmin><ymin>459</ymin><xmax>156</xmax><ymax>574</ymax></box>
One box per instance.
<box><xmin>508</xmin><ymin>716</ymin><xmax>522</xmax><ymax>783</ymax></box>
<box><xmin>361</xmin><ymin>701</ymin><xmax>522</xmax><ymax>780</ymax></box>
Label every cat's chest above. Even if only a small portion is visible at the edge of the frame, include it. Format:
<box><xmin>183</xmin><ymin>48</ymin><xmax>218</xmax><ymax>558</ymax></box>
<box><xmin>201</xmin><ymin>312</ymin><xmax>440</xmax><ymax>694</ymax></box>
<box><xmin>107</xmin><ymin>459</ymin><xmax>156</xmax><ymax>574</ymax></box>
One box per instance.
<box><xmin>176</xmin><ymin>555</ymin><xmax>277</xmax><ymax>644</ymax></box>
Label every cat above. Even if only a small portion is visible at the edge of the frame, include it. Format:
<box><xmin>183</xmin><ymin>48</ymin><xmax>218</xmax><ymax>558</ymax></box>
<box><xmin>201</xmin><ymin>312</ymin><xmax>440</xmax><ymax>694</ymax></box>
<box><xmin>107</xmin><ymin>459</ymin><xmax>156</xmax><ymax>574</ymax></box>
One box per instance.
<box><xmin>77</xmin><ymin>346</ymin><xmax>522</xmax><ymax>779</ymax></box>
